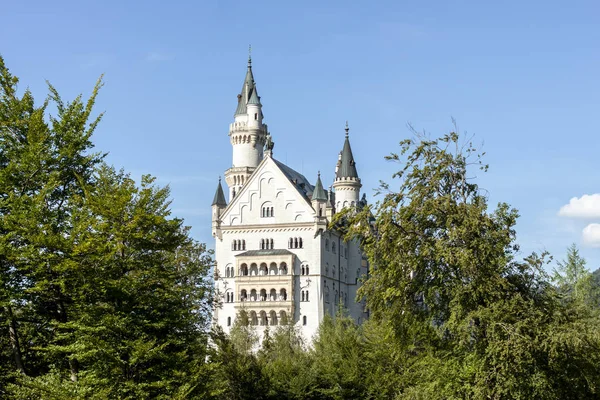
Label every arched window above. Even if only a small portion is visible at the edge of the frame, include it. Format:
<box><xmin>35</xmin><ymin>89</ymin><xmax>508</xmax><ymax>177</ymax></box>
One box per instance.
<box><xmin>301</xmin><ymin>266</ymin><xmax>305</xmax><ymax>275</ymax></box>
<box><xmin>294</xmin><ymin>238</ymin><xmax>298</xmax><ymax>248</ymax></box>
<box><xmin>261</xmin><ymin>203</ymin><xmax>274</xmax><ymax>218</ymax></box>
<box><xmin>299</xmin><ymin>238</ymin><xmax>303</xmax><ymax>248</ymax></box>
<box><xmin>270</xmin><ymin>288</ymin><xmax>277</xmax><ymax>301</ymax></box>
<box><xmin>269</xmin><ymin>262</ymin><xmax>278</xmax><ymax>275</ymax></box>
<box><xmin>260</xmin><ymin>239</ymin><xmax>265</xmax><ymax>250</ymax></box>
<box><xmin>305</xmin><ymin>266</ymin><xmax>309</xmax><ymax>275</ymax></box>
<box><xmin>260</xmin><ymin>263</ymin><xmax>268</xmax><ymax>276</ymax></box>
<box><xmin>280</xmin><ymin>288</ymin><xmax>287</xmax><ymax>301</ymax></box>
<box><xmin>260</xmin><ymin>311</ymin><xmax>268</xmax><ymax>326</ymax></box>
<box><xmin>325</xmin><ymin>239</ymin><xmax>329</xmax><ymax>251</ymax></box>
<box><xmin>288</xmin><ymin>238</ymin><xmax>293</xmax><ymax>248</ymax></box>
<box><xmin>240</xmin><ymin>290</ymin><xmax>247</xmax><ymax>301</ymax></box>
<box><xmin>306</xmin><ymin>291</ymin><xmax>309</xmax><ymax>301</ymax></box>
<box><xmin>325</xmin><ymin>285</ymin><xmax>330</xmax><ymax>303</ymax></box>
<box><xmin>232</xmin><ymin>241</ymin><xmax>237</xmax><ymax>251</ymax></box>
<box><xmin>227</xmin><ymin>317</ymin><xmax>231</xmax><ymax>326</ymax></box>
<box><xmin>325</xmin><ymin>263</ymin><xmax>329</xmax><ymax>275</ymax></box>
<box><xmin>270</xmin><ymin>310</ymin><xmax>278</xmax><ymax>326</ymax></box>
<box><xmin>250</xmin><ymin>263</ymin><xmax>258</xmax><ymax>276</ymax></box>
<box><xmin>270</xmin><ymin>238</ymin><xmax>274</xmax><ymax>249</ymax></box>
<box><xmin>242</xmin><ymin>240</ymin><xmax>246</xmax><ymax>250</ymax></box>
<box><xmin>250</xmin><ymin>289</ymin><xmax>257</xmax><ymax>302</ymax></box>
<box><xmin>303</xmin><ymin>316</ymin><xmax>307</xmax><ymax>326</ymax></box>
<box><xmin>260</xmin><ymin>289</ymin><xmax>267</xmax><ymax>301</ymax></box>
<box><xmin>332</xmin><ymin>242</ymin><xmax>336</xmax><ymax>254</ymax></box>
<box><xmin>280</xmin><ymin>311</ymin><xmax>288</xmax><ymax>325</ymax></box>
<box><xmin>279</xmin><ymin>262</ymin><xmax>287</xmax><ymax>275</ymax></box>
<box><xmin>240</xmin><ymin>264</ymin><xmax>248</xmax><ymax>276</ymax></box>
<box><xmin>301</xmin><ymin>291</ymin><xmax>305</xmax><ymax>301</ymax></box>
<box><xmin>250</xmin><ymin>311</ymin><xmax>258</xmax><ymax>326</ymax></box>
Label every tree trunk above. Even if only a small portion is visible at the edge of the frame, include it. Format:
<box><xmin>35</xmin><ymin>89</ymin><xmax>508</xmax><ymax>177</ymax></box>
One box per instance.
<box><xmin>6</xmin><ymin>305</ymin><xmax>26</xmax><ymax>374</ymax></box>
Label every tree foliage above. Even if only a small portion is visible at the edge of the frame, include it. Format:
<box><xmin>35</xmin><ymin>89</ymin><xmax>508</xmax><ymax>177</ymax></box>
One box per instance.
<box><xmin>2</xmin><ymin>56</ymin><xmax>600</xmax><ymax>399</ymax></box>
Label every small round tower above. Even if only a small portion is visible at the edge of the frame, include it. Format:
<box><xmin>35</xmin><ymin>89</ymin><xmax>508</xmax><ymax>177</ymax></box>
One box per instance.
<box><xmin>332</xmin><ymin>122</ymin><xmax>361</xmax><ymax>211</ymax></box>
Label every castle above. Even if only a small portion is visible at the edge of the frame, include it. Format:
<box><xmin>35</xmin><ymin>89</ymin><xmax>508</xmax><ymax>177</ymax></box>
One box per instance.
<box><xmin>211</xmin><ymin>54</ymin><xmax>368</xmax><ymax>342</ymax></box>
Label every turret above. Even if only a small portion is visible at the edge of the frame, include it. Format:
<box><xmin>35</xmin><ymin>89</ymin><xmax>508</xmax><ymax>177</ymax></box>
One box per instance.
<box><xmin>212</xmin><ymin>178</ymin><xmax>227</xmax><ymax>239</ymax></box>
<box><xmin>332</xmin><ymin>122</ymin><xmax>361</xmax><ymax>211</ymax></box>
<box><xmin>312</xmin><ymin>172</ymin><xmax>328</xmax><ymax>218</ymax></box>
<box><xmin>225</xmin><ymin>50</ymin><xmax>269</xmax><ymax>200</ymax></box>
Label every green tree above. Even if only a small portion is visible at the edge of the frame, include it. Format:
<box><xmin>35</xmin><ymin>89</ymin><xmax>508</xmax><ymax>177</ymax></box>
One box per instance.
<box><xmin>553</xmin><ymin>243</ymin><xmax>599</xmax><ymax>306</ymax></box>
<box><xmin>342</xmin><ymin>130</ymin><xmax>600</xmax><ymax>398</ymax></box>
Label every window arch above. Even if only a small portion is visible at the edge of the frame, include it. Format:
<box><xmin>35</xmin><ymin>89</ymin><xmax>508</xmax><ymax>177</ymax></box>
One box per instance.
<box><xmin>269</xmin><ymin>262</ymin><xmax>278</xmax><ymax>275</ymax></box>
<box><xmin>260</xmin><ymin>311</ymin><xmax>268</xmax><ymax>326</ymax></box>
<box><xmin>332</xmin><ymin>242</ymin><xmax>336</xmax><ymax>254</ymax></box>
<box><xmin>280</xmin><ymin>311</ymin><xmax>288</xmax><ymax>325</ymax></box>
<box><xmin>279</xmin><ymin>262</ymin><xmax>288</xmax><ymax>275</ymax></box>
<box><xmin>260</xmin><ymin>289</ymin><xmax>267</xmax><ymax>301</ymax></box>
<box><xmin>279</xmin><ymin>288</ymin><xmax>287</xmax><ymax>301</ymax></box>
<box><xmin>240</xmin><ymin>263</ymin><xmax>248</xmax><ymax>276</ymax></box>
<box><xmin>270</xmin><ymin>310</ymin><xmax>278</xmax><ymax>326</ymax></box>
<box><xmin>270</xmin><ymin>288</ymin><xmax>277</xmax><ymax>301</ymax></box>
<box><xmin>240</xmin><ymin>289</ymin><xmax>247</xmax><ymax>301</ymax></box>
<box><xmin>261</xmin><ymin>202</ymin><xmax>274</xmax><ymax>218</ymax></box>
<box><xmin>260</xmin><ymin>263</ymin><xmax>268</xmax><ymax>276</ymax></box>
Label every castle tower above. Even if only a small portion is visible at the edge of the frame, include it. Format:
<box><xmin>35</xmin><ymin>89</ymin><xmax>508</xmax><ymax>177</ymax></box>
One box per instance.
<box><xmin>224</xmin><ymin>52</ymin><xmax>269</xmax><ymax>200</ymax></box>
<box><xmin>332</xmin><ymin>122</ymin><xmax>361</xmax><ymax>210</ymax></box>
<box><xmin>211</xmin><ymin>177</ymin><xmax>227</xmax><ymax>239</ymax></box>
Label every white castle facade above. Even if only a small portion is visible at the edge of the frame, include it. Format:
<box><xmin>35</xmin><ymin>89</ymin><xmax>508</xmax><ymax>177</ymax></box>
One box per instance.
<box><xmin>211</xmin><ymin>55</ymin><xmax>368</xmax><ymax>342</ymax></box>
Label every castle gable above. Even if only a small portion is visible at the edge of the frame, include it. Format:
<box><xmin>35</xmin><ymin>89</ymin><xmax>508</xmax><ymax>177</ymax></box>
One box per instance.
<box><xmin>221</xmin><ymin>157</ymin><xmax>317</xmax><ymax>226</ymax></box>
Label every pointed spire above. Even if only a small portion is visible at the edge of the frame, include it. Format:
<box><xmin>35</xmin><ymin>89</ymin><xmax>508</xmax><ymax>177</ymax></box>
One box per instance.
<box><xmin>248</xmin><ymin>86</ymin><xmax>261</xmax><ymax>105</ymax></box>
<box><xmin>235</xmin><ymin>48</ymin><xmax>256</xmax><ymax>116</ymax></box>
<box><xmin>336</xmin><ymin>122</ymin><xmax>359</xmax><ymax>179</ymax></box>
<box><xmin>312</xmin><ymin>171</ymin><xmax>328</xmax><ymax>201</ymax></box>
<box><xmin>212</xmin><ymin>177</ymin><xmax>227</xmax><ymax>207</ymax></box>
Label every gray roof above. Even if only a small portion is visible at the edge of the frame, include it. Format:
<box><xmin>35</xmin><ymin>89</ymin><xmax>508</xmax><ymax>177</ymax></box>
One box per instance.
<box><xmin>272</xmin><ymin>158</ymin><xmax>314</xmax><ymax>199</ymax></box>
<box><xmin>248</xmin><ymin>86</ymin><xmax>261</xmax><ymax>105</ymax></box>
<box><xmin>336</xmin><ymin>129</ymin><xmax>359</xmax><ymax>179</ymax></box>
<box><xmin>234</xmin><ymin>57</ymin><xmax>257</xmax><ymax>116</ymax></box>
<box><xmin>312</xmin><ymin>173</ymin><xmax>327</xmax><ymax>201</ymax></box>
<box><xmin>236</xmin><ymin>249</ymin><xmax>294</xmax><ymax>257</ymax></box>
<box><xmin>211</xmin><ymin>179</ymin><xmax>227</xmax><ymax>207</ymax></box>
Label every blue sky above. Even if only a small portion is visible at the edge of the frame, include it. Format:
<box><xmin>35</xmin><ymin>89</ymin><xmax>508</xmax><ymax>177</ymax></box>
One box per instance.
<box><xmin>2</xmin><ymin>0</ymin><xmax>599</xmax><ymax>271</ymax></box>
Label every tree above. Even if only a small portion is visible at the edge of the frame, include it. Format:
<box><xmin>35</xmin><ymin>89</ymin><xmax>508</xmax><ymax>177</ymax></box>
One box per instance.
<box><xmin>0</xmin><ymin>56</ymin><xmax>215</xmax><ymax>398</ymax></box>
<box><xmin>342</xmin><ymin>129</ymin><xmax>600</xmax><ymax>398</ymax></box>
<box><xmin>553</xmin><ymin>243</ymin><xmax>599</xmax><ymax>306</ymax></box>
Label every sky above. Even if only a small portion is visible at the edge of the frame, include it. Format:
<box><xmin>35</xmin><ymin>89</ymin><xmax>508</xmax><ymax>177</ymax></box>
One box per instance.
<box><xmin>2</xmin><ymin>0</ymin><xmax>599</xmax><ymax>271</ymax></box>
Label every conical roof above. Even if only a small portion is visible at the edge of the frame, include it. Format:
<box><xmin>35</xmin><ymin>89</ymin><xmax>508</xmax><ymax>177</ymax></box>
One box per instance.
<box><xmin>248</xmin><ymin>86</ymin><xmax>261</xmax><ymax>105</ymax></box>
<box><xmin>234</xmin><ymin>56</ymin><xmax>257</xmax><ymax>116</ymax></box>
<box><xmin>212</xmin><ymin>178</ymin><xmax>227</xmax><ymax>207</ymax></box>
<box><xmin>336</xmin><ymin>124</ymin><xmax>359</xmax><ymax>179</ymax></box>
<box><xmin>312</xmin><ymin>172</ymin><xmax>328</xmax><ymax>201</ymax></box>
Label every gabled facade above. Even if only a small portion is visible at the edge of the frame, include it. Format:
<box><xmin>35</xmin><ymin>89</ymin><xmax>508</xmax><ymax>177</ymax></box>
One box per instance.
<box><xmin>211</xmin><ymin>54</ymin><xmax>368</xmax><ymax>342</ymax></box>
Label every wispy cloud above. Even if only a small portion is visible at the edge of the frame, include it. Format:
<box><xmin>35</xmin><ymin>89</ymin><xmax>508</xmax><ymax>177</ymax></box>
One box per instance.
<box><xmin>558</xmin><ymin>194</ymin><xmax>600</xmax><ymax>218</ymax></box>
<box><xmin>75</xmin><ymin>52</ymin><xmax>115</xmax><ymax>69</ymax></box>
<box><xmin>145</xmin><ymin>52</ymin><xmax>174</xmax><ymax>62</ymax></box>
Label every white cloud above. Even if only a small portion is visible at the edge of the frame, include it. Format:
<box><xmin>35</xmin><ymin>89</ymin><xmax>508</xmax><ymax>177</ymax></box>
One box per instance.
<box><xmin>582</xmin><ymin>223</ymin><xmax>600</xmax><ymax>247</ymax></box>
<box><xmin>145</xmin><ymin>52</ymin><xmax>174</xmax><ymax>62</ymax></box>
<box><xmin>558</xmin><ymin>194</ymin><xmax>600</xmax><ymax>218</ymax></box>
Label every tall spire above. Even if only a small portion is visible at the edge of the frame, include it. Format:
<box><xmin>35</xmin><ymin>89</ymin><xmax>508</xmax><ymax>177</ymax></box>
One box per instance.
<box><xmin>312</xmin><ymin>171</ymin><xmax>328</xmax><ymax>201</ymax></box>
<box><xmin>212</xmin><ymin>177</ymin><xmax>227</xmax><ymax>207</ymax></box>
<box><xmin>235</xmin><ymin>48</ymin><xmax>257</xmax><ymax>116</ymax></box>
<box><xmin>336</xmin><ymin>122</ymin><xmax>359</xmax><ymax>179</ymax></box>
